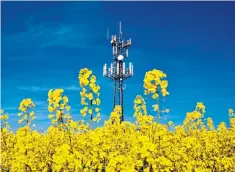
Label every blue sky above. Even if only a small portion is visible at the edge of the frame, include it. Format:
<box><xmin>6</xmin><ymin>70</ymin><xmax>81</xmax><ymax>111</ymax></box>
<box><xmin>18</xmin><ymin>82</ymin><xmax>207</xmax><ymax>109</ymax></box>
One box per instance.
<box><xmin>1</xmin><ymin>2</ymin><xmax>235</xmax><ymax>131</ymax></box>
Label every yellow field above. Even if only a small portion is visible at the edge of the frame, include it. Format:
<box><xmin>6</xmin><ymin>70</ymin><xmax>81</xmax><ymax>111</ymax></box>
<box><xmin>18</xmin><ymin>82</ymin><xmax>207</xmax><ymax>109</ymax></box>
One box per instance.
<box><xmin>1</xmin><ymin>68</ymin><xmax>235</xmax><ymax>172</ymax></box>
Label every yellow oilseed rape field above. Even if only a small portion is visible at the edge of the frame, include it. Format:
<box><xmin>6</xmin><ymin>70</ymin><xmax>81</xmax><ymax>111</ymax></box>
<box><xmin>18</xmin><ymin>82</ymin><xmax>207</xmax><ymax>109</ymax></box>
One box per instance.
<box><xmin>1</xmin><ymin>68</ymin><xmax>235</xmax><ymax>172</ymax></box>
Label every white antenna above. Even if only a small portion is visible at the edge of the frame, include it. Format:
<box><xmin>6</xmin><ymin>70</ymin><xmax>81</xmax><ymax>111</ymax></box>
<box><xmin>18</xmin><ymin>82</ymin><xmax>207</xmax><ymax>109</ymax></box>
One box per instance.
<box><xmin>119</xmin><ymin>22</ymin><xmax>122</xmax><ymax>39</ymax></box>
<box><xmin>126</xmin><ymin>49</ymin><xmax>128</xmax><ymax>57</ymax></box>
<box><xmin>117</xmin><ymin>63</ymin><xmax>119</xmax><ymax>74</ymax></box>
<box><xmin>103</xmin><ymin>64</ymin><xmax>107</xmax><ymax>76</ymax></box>
<box><xmin>123</xmin><ymin>62</ymin><xmax>125</xmax><ymax>74</ymax></box>
<box><xmin>132</xmin><ymin>64</ymin><xmax>134</xmax><ymax>75</ymax></box>
<box><xmin>113</xmin><ymin>46</ymin><xmax>115</xmax><ymax>55</ymax></box>
<box><xmin>110</xmin><ymin>63</ymin><xmax>113</xmax><ymax>74</ymax></box>
<box><xmin>129</xmin><ymin>62</ymin><xmax>132</xmax><ymax>74</ymax></box>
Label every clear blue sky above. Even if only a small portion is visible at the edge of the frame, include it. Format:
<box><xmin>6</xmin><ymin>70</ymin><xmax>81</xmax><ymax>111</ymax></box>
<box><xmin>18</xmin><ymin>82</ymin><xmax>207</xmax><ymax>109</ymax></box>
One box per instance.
<box><xmin>1</xmin><ymin>2</ymin><xmax>235</xmax><ymax>131</ymax></box>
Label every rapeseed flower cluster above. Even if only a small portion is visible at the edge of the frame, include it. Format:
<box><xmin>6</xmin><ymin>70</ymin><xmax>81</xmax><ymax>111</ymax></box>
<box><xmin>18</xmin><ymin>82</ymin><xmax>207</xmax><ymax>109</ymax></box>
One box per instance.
<box><xmin>78</xmin><ymin>68</ymin><xmax>101</xmax><ymax>129</ymax></box>
<box><xmin>133</xmin><ymin>95</ymin><xmax>153</xmax><ymax>126</ymax></box>
<box><xmin>143</xmin><ymin>69</ymin><xmax>170</xmax><ymax>120</ymax></box>
<box><xmin>1</xmin><ymin>110</ymin><xmax>10</xmax><ymax>132</ymax></box>
<box><xmin>143</xmin><ymin>69</ymin><xmax>169</xmax><ymax>97</ymax></box>
<box><xmin>18</xmin><ymin>98</ymin><xmax>35</xmax><ymax>125</ymax></box>
<box><xmin>47</xmin><ymin>89</ymin><xmax>71</xmax><ymax>125</ymax></box>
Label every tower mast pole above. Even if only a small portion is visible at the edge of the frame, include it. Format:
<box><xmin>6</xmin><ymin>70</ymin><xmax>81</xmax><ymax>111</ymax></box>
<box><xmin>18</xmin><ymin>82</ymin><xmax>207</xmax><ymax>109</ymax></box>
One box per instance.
<box><xmin>103</xmin><ymin>22</ymin><xmax>133</xmax><ymax>122</ymax></box>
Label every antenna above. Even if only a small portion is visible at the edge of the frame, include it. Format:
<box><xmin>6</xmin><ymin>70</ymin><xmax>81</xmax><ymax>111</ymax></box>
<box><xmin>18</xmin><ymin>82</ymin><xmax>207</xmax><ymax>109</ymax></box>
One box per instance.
<box><xmin>103</xmin><ymin>22</ymin><xmax>133</xmax><ymax>123</ymax></box>
<box><xmin>107</xmin><ymin>28</ymin><xmax>109</xmax><ymax>40</ymax></box>
<box><xmin>119</xmin><ymin>22</ymin><xmax>122</xmax><ymax>39</ymax></box>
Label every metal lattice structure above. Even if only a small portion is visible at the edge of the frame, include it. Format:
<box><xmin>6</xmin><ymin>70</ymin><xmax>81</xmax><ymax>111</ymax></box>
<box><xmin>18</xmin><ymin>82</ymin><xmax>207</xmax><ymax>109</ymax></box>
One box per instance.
<box><xmin>103</xmin><ymin>22</ymin><xmax>133</xmax><ymax>122</ymax></box>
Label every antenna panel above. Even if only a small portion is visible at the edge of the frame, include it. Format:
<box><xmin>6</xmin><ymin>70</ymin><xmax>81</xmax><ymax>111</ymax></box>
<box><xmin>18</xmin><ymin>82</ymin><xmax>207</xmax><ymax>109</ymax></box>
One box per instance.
<box><xmin>123</xmin><ymin>62</ymin><xmax>125</xmax><ymax>74</ymax></box>
<box><xmin>131</xmin><ymin>64</ymin><xmax>134</xmax><ymax>75</ymax></box>
<box><xmin>110</xmin><ymin>63</ymin><xmax>113</xmax><ymax>74</ymax></box>
<box><xmin>117</xmin><ymin>62</ymin><xmax>119</xmax><ymax>75</ymax></box>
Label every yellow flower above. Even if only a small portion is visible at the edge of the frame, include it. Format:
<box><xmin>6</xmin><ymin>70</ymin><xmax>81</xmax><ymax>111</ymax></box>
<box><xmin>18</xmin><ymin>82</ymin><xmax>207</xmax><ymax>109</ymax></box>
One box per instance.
<box><xmin>95</xmin><ymin>108</ymin><xmax>100</xmax><ymax>113</ymax></box>
<box><xmin>96</xmin><ymin>98</ymin><xmax>101</xmax><ymax>105</ymax></box>
<box><xmin>230</xmin><ymin>118</ymin><xmax>235</xmax><ymax>128</ymax></box>
<box><xmin>66</xmin><ymin>105</ymin><xmax>71</xmax><ymax>111</ymax></box>
<box><xmin>207</xmin><ymin>117</ymin><xmax>214</xmax><ymax>130</ymax></box>
<box><xmin>63</xmin><ymin>96</ymin><xmax>69</xmax><ymax>103</ymax></box>
<box><xmin>168</xmin><ymin>121</ymin><xmax>173</xmax><ymax>126</ymax></box>
<box><xmin>48</xmin><ymin>114</ymin><xmax>54</xmax><ymax>119</ymax></box>
<box><xmin>160</xmin><ymin>80</ymin><xmax>168</xmax><ymax>89</ymax></box>
<box><xmin>52</xmin><ymin>119</ymin><xmax>57</xmax><ymax>124</ymax></box>
<box><xmin>0</xmin><ymin>114</ymin><xmax>8</xmax><ymax>120</ymax></box>
<box><xmin>88</xmin><ymin>109</ymin><xmax>93</xmax><ymax>115</ymax></box>
<box><xmin>30</xmin><ymin>112</ymin><xmax>35</xmax><ymax>117</ymax></box>
<box><xmin>229</xmin><ymin>108</ymin><xmax>234</xmax><ymax>115</ymax></box>
<box><xmin>48</xmin><ymin>106</ymin><xmax>55</xmax><ymax>112</ymax></box>
<box><xmin>196</xmin><ymin>102</ymin><xmax>206</xmax><ymax>113</ymax></box>
<box><xmin>152</xmin><ymin>93</ymin><xmax>159</xmax><ymax>99</ymax></box>
<box><xmin>87</xmin><ymin>93</ymin><xmax>94</xmax><ymax>100</ymax></box>
<box><xmin>144</xmin><ymin>90</ymin><xmax>149</xmax><ymax>95</ymax></box>
<box><xmin>161</xmin><ymin>88</ymin><xmax>169</xmax><ymax>97</ymax></box>
<box><xmin>81</xmin><ymin>110</ymin><xmax>86</xmax><ymax>117</ymax></box>
<box><xmin>18</xmin><ymin>119</ymin><xmax>24</xmax><ymax>124</ymax></box>
<box><xmin>152</xmin><ymin>104</ymin><xmax>159</xmax><ymax>111</ymax></box>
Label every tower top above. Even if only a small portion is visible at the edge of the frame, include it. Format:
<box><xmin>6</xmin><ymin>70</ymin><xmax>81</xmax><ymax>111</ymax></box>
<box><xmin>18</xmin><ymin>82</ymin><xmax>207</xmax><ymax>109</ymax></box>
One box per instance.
<box><xmin>110</xmin><ymin>22</ymin><xmax>131</xmax><ymax>60</ymax></box>
<box><xmin>119</xmin><ymin>22</ymin><xmax>122</xmax><ymax>40</ymax></box>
